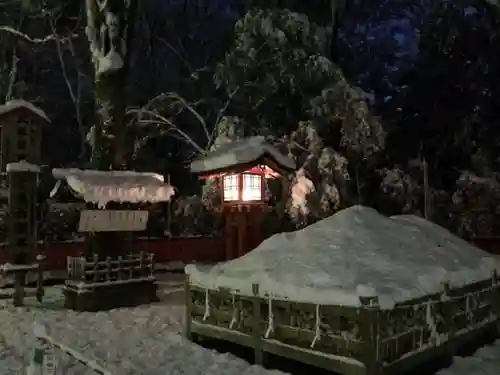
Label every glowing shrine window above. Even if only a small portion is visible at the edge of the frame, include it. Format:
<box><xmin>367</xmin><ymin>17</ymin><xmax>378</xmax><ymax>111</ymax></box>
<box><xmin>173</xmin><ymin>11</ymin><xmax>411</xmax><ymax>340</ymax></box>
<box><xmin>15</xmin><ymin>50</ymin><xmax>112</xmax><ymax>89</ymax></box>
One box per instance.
<box><xmin>242</xmin><ymin>174</ymin><xmax>262</xmax><ymax>201</ymax></box>
<box><xmin>223</xmin><ymin>174</ymin><xmax>239</xmax><ymax>201</ymax></box>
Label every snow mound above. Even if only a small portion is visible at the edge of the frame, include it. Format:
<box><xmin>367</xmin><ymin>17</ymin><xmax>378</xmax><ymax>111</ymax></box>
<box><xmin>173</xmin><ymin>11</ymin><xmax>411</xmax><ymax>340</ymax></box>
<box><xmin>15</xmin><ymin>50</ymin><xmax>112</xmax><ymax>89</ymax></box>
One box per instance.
<box><xmin>186</xmin><ymin>206</ymin><xmax>500</xmax><ymax>309</ymax></box>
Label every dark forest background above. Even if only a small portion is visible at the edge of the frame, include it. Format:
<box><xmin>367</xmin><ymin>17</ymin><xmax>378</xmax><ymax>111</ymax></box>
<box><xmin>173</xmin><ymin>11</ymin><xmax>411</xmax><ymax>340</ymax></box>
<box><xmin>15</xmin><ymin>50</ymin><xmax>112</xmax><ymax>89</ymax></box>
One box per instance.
<box><xmin>0</xmin><ymin>0</ymin><xmax>499</xmax><ymax>240</ymax></box>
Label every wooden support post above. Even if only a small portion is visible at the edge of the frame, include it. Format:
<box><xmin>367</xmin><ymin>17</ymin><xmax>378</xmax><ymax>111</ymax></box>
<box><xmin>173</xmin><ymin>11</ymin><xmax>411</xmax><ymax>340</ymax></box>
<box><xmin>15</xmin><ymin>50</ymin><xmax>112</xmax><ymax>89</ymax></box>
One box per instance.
<box><xmin>13</xmin><ymin>270</ymin><xmax>25</xmax><ymax>307</ymax></box>
<box><xmin>67</xmin><ymin>256</ymin><xmax>72</xmax><ymax>280</ymax></box>
<box><xmin>492</xmin><ymin>270</ymin><xmax>500</xmax><ymax>334</ymax></box>
<box><xmin>148</xmin><ymin>254</ymin><xmax>154</xmax><ymax>276</ymax></box>
<box><xmin>224</xmin><ymin>209</ymin><xmax>233</xmax><ymax>260</ymax></box>
<box><xmin>252</xmin><ymin>283</ymin><xmax>263</xmax><ymax>366</ymax></box>
<box><xmin>237</xmin><ymin>206</ymin><xmax>246</xmax><ymax>257</ymax></box>
<box><xmin>35</xmin><ymin>255</ymin><xmax>45</xmax><ymax>303</ymax></box>
<box><xmin>129</xmin><ymin>254</ymin><xmax>135</xmax><ymax>279</ymax></box>
<box><xmin>106</xmin><ymin>256</ymin><xmax>112</xmax><ymax>281</ymax></box>
<box><xmin>254</xmin><ymin>206</ymin><xmax>265</xmax><ymax>250</ymax></box>
<box><xmin>442</xmin><ymin>281</ymin><xmax>455</xmax><ymax>358</ymax></box>
<box><xmin>139</xmin><ymin>251</ymin><xmax>145</xmax><ymax>278</ymax></box>
<box><xmin>117</xmin><ymin>256</ymin><xmax>123</xmax><ymax>280</ymax></box>
<box><xmin>92</xmin><ymin>253</ymin><xmax>99</xmax><ymax>282</ymax></box>
<box><xmin>79</xmin><ymin>256</ymin><xmax>86</xmax><ymax>283</ymax></box>
<box><xmin>185</xmin><ymin>276</ymin><xmax>192</xmax><ymax>340</ymax></box>
<box><xmin>359</xmin><ymin>296</ymin><xmax>381</xmax><ymax>375</ymax></box>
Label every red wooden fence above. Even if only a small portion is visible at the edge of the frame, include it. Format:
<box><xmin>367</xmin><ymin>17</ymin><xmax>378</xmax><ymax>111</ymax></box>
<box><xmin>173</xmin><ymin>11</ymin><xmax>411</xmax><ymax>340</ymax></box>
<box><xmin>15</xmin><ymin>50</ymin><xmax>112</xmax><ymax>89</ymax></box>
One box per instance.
<box><xmin>0</xmin><ymin>235</ymin><xmax>497</xmax><ymax>271</ymax></box>
<box><xmin>0</xmin><ymin>236</ymin><xmax>226</xmax><ymax>270</ymax></box>
<box><xmin>469</xmin><ymin>237</ymin><xmax>500</xmax><ymax>256</ymax></box>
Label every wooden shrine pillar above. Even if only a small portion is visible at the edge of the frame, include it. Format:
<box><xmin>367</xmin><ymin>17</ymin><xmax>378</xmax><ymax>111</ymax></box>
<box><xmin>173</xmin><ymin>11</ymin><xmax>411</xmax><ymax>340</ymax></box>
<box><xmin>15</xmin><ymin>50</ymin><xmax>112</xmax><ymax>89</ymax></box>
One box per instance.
<box><xmin>223</xmin><ymin>204</ymin><xmax>265</xmax><ymax>261</ymax></box>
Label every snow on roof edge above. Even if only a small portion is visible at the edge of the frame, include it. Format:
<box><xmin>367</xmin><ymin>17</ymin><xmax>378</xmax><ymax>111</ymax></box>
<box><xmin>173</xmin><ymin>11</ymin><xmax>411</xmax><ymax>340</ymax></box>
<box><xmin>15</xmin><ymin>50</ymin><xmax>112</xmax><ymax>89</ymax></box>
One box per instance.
<box><xmin>190</xmin><ymin>136</ymin><xmax>295</xmax><ymax>174</ymax></box>
<box><xmin>6</xmin><ymin>160</ymin><xmax>40</xmax><ymax>172</ymax></box>
<box><xmin>0</xmin><ymin>99</ymin><xmax>50</xmax><ymax>123</ymax></box>
<box><xmin>52</xmin><ymin>168</ymin><xmax>175</xmax><ymax>207</ymax></box>
<box><xmin>52</xmin><ymin>168</ymin><xmax>165</xmax><ymax>181</ymax></box>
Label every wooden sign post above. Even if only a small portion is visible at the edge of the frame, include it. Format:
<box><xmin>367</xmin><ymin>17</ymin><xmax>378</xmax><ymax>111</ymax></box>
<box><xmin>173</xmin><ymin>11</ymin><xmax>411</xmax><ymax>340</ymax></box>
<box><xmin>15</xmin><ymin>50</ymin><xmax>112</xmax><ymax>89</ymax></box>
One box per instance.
<box><xmin>78</xmin><ymin>210</ymin><xmax>149</xmax><ymax>232</ymax></box>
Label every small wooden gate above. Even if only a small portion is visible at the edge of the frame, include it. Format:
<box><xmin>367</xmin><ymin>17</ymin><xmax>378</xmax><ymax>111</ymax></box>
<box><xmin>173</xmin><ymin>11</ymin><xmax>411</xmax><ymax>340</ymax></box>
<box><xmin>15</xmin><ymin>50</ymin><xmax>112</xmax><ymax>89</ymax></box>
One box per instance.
<box><xmin>64</xmin><ymin>252</ymin><xmax>158</xmax><ymax>311</ymax></box>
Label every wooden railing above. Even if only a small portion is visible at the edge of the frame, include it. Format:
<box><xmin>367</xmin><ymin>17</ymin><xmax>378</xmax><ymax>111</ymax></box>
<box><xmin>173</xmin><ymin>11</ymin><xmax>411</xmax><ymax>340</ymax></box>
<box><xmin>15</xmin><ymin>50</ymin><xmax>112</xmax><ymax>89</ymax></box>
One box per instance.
<box><xmin>187</xmin><ymin>269</ymin><xmax>500</xmax><ymax>375</ymax></box>
<box><xmin>0</xmin><ymin>258</ymin><xmax>44</xmax><ymax>306</ymax></box>
<box><xmin>379</xmin><ymin>270</ymin><xmax>500</xmax><ymax>374</ymax></box>
<box><xmin>27</xmin><ymin>322</ymin><xmax>113</xmax><ymax>375</ymax></box>
<box><xmin>66</xmin><ymin>252</ymin><xmax>154</xmax><ymax>285</ymax></box>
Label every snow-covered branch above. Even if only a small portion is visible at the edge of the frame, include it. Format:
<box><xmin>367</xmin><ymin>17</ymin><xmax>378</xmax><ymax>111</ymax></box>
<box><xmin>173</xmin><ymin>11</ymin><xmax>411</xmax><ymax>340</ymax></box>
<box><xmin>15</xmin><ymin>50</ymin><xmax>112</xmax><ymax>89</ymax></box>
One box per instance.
<box><xmin>128</xmin><ymin>108</ymin><xmax>205</xmax><ymax>154</ymax></box>
<box><xmin>0</xmin><ymin>25</ymin><xmax>78</xmax><ymax>43</ymax></box>
<box><xmin>52</xmin><ymin>22</ymin><xmax>86</xmax><ymax>157</ymax></box>
<box><xmin>127</xmin><ymin>87</ymin><xmax>240</xmax><ymax>158</ymax></box>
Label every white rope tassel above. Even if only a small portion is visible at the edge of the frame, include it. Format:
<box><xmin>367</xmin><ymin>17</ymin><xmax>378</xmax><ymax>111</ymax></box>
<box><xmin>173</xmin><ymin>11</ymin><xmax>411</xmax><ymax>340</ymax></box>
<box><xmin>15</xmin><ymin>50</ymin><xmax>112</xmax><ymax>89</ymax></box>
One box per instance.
<box><xmin>229</xmin><ymin>294</ymin><xmax>237</xmax><ymax>329</ymax></box>
<box><xmin>264</xmin><ymin>295</ymin><xmax>274</xmax><ymax>338</ymax></box>
<box><xmin>202</xmin><ymin>288</ymin><xmax>210</xmax><ymax>321</ymax></box>
<box><xmin>310</xmin><ymin>304</ymin><xmax>321</xmax><ymax>348</ymax></box>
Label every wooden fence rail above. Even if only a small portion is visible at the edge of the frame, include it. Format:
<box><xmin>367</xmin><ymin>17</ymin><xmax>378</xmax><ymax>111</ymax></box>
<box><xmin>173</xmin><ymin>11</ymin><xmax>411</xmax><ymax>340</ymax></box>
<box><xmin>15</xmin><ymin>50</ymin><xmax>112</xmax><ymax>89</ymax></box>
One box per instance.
<box><xmin>187</xmin><ymin>269</ymin><xmax>500</xmax><ymax>375</ymax></box>
<box><xmin>67</xmin><ymin>252</ymin><xmax>154</xmax><ymax>284</ymax></box>
<box><xmin>27</xmin><ymin>322</ymin><xmax>114</xmax><ymax>375</ymax></box>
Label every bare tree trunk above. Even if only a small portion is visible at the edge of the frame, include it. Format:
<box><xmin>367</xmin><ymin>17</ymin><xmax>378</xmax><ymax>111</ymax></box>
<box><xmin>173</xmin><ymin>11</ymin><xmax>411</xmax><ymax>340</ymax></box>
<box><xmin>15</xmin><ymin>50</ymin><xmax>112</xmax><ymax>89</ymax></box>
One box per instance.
<box><xmin>1</xmin><ymin>3</ymin><xmax>27</xmax><ymax>101</ymax></box>
<box><xmin>84</xmin><ymin>0</ymin><xmax>138</xmax><ymax>258</ymax></box>
<box><xmin>330</xmin><ymin>0</ymin><xmax>348</xmax><ymax>62</ymax></box>
<box><xmin>85</xmin><ymin>0</ymin><xmax>137</xmax><ymax>169</ymax></box>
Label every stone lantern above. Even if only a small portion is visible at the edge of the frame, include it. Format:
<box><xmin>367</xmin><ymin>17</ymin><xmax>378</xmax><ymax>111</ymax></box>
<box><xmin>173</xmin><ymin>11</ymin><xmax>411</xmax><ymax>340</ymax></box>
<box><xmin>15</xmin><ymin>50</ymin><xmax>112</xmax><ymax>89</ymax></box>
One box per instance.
<box><xmin>190</xmin><ymin>136</ymin><xmax>295</xmax><ymax>259</ymax></box>
<box><xmin>0</xmin><ymin>99</ymin><xmax>49</xmax><ymax>170</ymax></box>
<box><xmin>0</xmin><ymin>100</ymin><xmax>49</xmax><ymax>306</ymax></box>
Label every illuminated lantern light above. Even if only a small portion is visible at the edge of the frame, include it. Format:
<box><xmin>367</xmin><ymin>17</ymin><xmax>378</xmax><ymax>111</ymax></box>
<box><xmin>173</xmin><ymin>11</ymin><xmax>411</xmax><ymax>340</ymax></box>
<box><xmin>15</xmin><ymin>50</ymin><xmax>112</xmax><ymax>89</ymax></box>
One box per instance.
<box><xmin>221</xmin><ymin>166</ymin><xmax>273</xmax><ymax>203</ymax></box>
<box><xmin>242</xmin><ymin>173</ymin><xmax>262</xmax><ymax>201</ymax></box>
<box><xmin>223</xmin><ymin>174</ymin><xmax>239</xmax><ymax>201</ymax></box>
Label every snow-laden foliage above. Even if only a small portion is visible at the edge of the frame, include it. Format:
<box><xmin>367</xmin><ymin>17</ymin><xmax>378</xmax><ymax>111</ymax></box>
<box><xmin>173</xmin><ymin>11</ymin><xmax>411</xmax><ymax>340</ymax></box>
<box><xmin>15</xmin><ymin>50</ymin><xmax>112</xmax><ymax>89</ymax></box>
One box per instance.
<box><xmin>378</xmin><ymin>167</ymin><xmax>421</xmax><ymax>215</ymax></box>
<box><xmin>210</xmin><ymin>9</ymin><xmax>386</xmax><ymax>228</ymax></box>
<box><xmin>279</xmin><ymin>121</ymin><xmax>350</xmax><ymax>225</ymax></box>
<box><xmin>215</xmin><ymin>9</ymin><xmax>385</xmax><ymax>160</ymax></box>
<box><xmin>171</xmin><ymin>195</ymin><xmax>219</xmax><ymax>235</ymax></box>
<box><xmin>289</xmin><ymin>168</ymin><xmax>315</xmax><ymax>217</ymax></box>
<box><xmin>450</xmin><ymin>172</ymin><xmax>500</xmax><ymax>237</ymax></box>
<box><xmin>1</xmin><ymin>0</ymin><xmax>498</xmax><ymax>240</ymax></box>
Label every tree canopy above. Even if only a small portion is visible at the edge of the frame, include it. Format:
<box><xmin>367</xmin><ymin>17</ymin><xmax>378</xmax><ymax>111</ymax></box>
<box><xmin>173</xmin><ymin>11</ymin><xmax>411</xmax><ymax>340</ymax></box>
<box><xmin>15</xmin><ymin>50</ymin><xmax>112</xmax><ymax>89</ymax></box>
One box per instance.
<box><xmin>0</xmin><ymin>0</ymin><xmax>499</xmax><ymax>238</ymax></box>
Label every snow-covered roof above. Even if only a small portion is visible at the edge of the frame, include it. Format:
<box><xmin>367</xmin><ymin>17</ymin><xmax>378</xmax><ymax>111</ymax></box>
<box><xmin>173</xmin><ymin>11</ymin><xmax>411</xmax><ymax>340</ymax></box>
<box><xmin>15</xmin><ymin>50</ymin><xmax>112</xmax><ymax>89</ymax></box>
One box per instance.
<box><xmin>190</xmin><ymin>136</ymin><xmax>295</xmax><ymax>175</ymax></box>
<box><xmin>0</xmin><ymin>99</ymin><xmax>50</xmax><ymax>123</ymax></box>
<box><xmin>186</xmin><ymin>205</ymin><xmax>500</xmax><ymax>309</ymax></box>
<box><xmin>6</xmin><ymin>160</ymin><xmax>40</xmax><ymax>173</ymax></box>
<box><xmin>52</xmin><ymin>168</ymin><xmax>175</xmax><ymax>208</ymax></box>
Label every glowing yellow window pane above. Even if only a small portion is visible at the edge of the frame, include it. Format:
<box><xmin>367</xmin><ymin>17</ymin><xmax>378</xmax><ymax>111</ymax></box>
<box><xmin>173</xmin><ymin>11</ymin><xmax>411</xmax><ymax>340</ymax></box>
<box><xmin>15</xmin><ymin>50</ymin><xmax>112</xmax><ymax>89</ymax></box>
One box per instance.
<box><xmin>223</xmin><ymin>174</ymin><xmax>239</xmax><ymax>201</ymax></box>
<box><xmin>242</xmin><ymin>174</ymin><xmax>261</xmax><ymax>201</ymax></box>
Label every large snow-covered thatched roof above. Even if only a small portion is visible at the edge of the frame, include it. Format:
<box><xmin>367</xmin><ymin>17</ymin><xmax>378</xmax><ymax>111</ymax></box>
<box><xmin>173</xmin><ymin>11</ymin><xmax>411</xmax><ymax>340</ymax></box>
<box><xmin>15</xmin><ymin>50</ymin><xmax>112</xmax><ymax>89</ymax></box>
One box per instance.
<box><xmin>186</xmin><ymin>205</ymin><xmax>500</xmax><ymax>309</ymax></box>
<box><xmin>52</xmin><ymin>168</ymin><xmax>175</xmax><ymax>208</ymax></box>
<box><xmin>0</xmin><ymin>99</ymin><xmax>50</xmax><ymax>123</ymax></box>
<box><xmin>190</xmin><ymin>136</ymin><xmax>295</xmax><ymax>176</ymax></box>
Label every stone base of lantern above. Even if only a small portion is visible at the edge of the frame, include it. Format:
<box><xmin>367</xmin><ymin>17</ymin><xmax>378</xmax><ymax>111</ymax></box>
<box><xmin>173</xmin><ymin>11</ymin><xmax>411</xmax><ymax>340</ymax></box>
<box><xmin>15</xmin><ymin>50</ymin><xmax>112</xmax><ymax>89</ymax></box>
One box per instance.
<box><xmin>63</xmin><ymin>278</ymin><xmax>159</xmax><ymax>311</ymax></box>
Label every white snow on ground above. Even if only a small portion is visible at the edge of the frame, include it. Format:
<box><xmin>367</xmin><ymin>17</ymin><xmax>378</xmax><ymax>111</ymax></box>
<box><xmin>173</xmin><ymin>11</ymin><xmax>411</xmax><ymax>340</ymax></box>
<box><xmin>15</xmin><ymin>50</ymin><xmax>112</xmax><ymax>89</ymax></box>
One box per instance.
<box><xmin>436</xmin><ymin>340</ymin><xmax>500</xmax><ymax>375</ymax></box>
<box><xmin>186</xmin><ymin>206</ymin><xmax>500</xmax><ymax>309</ymax></box>
<box><xmin>0</xmin><ymin>288</ymin><xmax>286</xmax><ymax>375</ymax></box>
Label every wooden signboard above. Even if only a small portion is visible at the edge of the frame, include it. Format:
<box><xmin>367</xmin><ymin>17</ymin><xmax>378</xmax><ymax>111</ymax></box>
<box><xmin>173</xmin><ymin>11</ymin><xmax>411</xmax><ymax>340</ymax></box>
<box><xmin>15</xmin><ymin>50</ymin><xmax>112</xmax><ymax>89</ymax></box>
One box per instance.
<box><xmin>78</xmin><ymin>210</ymin><xmax>149</xmax><ymax>232</ymax></box>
